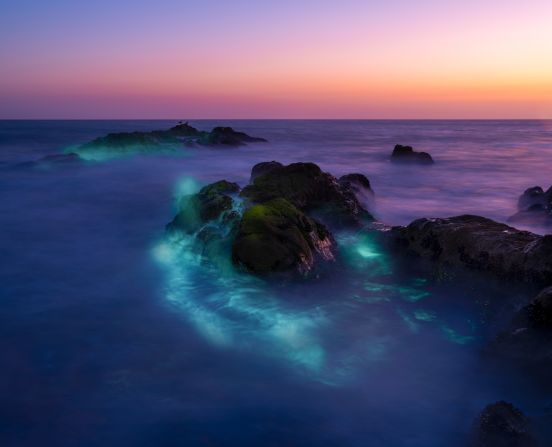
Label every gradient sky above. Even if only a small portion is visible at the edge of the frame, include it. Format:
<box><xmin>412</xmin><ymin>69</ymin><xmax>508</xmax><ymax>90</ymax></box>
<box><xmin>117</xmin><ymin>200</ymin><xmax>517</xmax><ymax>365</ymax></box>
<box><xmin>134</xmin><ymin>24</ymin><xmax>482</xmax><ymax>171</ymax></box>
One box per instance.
<box><xmin>1</xmin><ymin>0</ymin><xmax>552</xmax><ymax>118</ymax></box>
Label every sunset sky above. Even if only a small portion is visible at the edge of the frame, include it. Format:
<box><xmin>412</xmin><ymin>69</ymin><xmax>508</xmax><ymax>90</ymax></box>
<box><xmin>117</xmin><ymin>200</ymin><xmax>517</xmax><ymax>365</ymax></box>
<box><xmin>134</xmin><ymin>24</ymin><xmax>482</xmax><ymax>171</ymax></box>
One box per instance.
<box><xmin>1</xmin><ymin>0</ymin><xmax>552</xmax><ymax>119</ymax></box>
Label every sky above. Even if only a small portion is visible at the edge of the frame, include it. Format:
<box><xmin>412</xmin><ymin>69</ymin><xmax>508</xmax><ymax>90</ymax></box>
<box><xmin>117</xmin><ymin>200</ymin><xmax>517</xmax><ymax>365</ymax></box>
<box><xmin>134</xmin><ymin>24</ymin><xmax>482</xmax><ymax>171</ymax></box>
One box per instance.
<box><xmin>1</xmin><ymin>0</ymin><xmax>552</xmax><ymax>119</ymax></box>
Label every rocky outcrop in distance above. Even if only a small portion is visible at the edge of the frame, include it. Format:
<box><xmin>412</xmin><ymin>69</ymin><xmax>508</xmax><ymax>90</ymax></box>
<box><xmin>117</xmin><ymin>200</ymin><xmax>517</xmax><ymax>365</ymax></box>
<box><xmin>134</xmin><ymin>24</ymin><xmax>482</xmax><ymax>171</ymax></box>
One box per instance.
<box><xmin>391</xmin><ymin>144</ymin><xmax>434</xmax><ymax>164</ymax></box>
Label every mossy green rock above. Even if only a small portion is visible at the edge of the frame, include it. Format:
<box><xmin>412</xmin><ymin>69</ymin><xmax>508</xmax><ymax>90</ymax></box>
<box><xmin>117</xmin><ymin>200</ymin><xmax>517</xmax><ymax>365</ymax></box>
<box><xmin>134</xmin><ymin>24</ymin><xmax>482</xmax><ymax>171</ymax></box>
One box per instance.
<box><xmin>232</xmin><ymin>198</ymin><xmax>335</xmax><ymax>275</ymax></box>
<box><xmin>241</xmin><ymin>162</ymin><xmax>372</xmax><ymax>227</ymax></box>
<box><xmin>167</xmin><ymin>180</ymin><xmax>240</xmax><ymax>234</ymax></box>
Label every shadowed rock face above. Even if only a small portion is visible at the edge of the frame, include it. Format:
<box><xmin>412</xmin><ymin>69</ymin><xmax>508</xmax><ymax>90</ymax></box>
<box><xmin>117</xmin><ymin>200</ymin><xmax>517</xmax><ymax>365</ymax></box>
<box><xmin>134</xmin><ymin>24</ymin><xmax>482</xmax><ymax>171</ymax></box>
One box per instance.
<box><xmin>250</xmin><ymin>161</ymin><xmax>283</xmax><ymax>182</ymax></box>
<box><xmin>76</xmin><ymin>122</ymin><xmax>267</xmax><ymax>154</ymax></box>
<box><xmin>232</xmin><ymin>198</ymin><xmax>335</xmax><ymax>275</ymax></box>
<box><xmin>241</xmin><ymin>162</ymin><xmax>373</xmax><ymax>228</ymax></box>
<box><xmin>509</xmin><ymin>185</ymin><xmax>552</xmax><ymax>226</ymax></box>
<box><xmin>391</xmin><ymin>144</ymin><xmax>434</xmax><ymax>164</ymax></box>
<box><xmin>490</xmin><ymin>287</ymin><xmax>552</xmax><ymax>372</ymax></box>
<box><xmin>391</xmin><ymin>215</ymin><xmax>552</xmax><ymax>285</ymax></box>
<box><xmin>167</xmin><ymin>180</ymin><xmax>241</xmax><ymax>234</ymax></box>
<box><xmin>471</xmin><ymin>401</ymin><xmax>538</xmax><ymax>447</ymax></box>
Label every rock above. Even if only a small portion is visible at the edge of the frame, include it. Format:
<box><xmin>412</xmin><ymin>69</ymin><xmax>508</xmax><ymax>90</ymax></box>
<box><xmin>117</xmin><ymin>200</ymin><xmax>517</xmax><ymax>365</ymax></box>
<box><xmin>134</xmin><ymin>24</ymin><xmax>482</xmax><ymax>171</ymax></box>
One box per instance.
<box><xmin>339</xmin><ymin>173</ymin><xmax>375</xmax><ymax>208</ymax></box>
<box><xmin>509</xmin><ymin>186</ymin><xmax>552</xmax><ymax>226</ymax></box>
<box><xmin>232</xmin><ymin>198</ymin><xmax>335</xmax><ymax>275</ymax></box>
<box><xmin>241</xmin><ymin>162</ymin><xmax>373</xmax><ymax>227</ymax></box>
<box><xmin>250</xmin><ymin>161</ymin><xmax>283</xmax><ymax>182</ymax></box>
<box><xmin>167</xmin><ymin>180</ymin><xmax>241</xmax><ymax>234</ymax></box>
<box><xmin>168</xmin><ymin>121</ymin><xmax>203</xmax><ymax>137</ymax></box>
<box><xmin>198</xmin><ymin>127</ymin><xmax>268</xmax><ymax>146</ymax></box>
<box><xmin>471</xmin><ymin>401</ymin><xmax>538</xmax><ymax>447</ymax></box>
<box><xmin>489</xmin><ymin>287</ymin><xmax>552</xmax><ymax>372</ymax></box>
<box><xmin>75</xmin><ymin>123</ymin><xmax>267</xmax><ymax>156</ymax></box>
<box><xmin>391</xmin><ymin>215</ymin><xmax>552</xmax><ymax>285</ymax></box>
<box><xmin>391</xmin><ymin>144</ymin><xmax>434</xmax><ymax>164</ymax></box>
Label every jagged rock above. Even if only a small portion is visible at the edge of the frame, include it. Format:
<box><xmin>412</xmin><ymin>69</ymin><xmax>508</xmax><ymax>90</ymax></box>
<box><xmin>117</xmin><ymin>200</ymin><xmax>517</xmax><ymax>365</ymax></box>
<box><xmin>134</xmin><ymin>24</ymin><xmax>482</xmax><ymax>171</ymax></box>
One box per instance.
<box><xmin>391</xmin><ymin>144</ymin><xmax>434</xmax><ymax>164</ymax></box>
<box><xmin>470</xmin><ymin>401</ymin><xmax>537</xmax><ymax>447</ymax></box>
<box><xmin>166</xmin><ymin>180</ymin><xmax>241</xmax><ymax>234</ymax></box>
<box><xmin>338</xmin><ymin>173</ymin><xmax>374</xmax><ymax>208</ymax></box>
<box><xmin>509</xmin><ymin>185</ymin><xmax>552</xmax><ymax>226</ymax></box>
<box><xmin>232</xmin><ymin>198</ymin><xmax>335</xmax><ymax>275</ymax></box>
<box><xmin>391</xmin><ymin>215</ymin><xmax>552</xmax><ymax>285</ymax></box>
<box><xmin>241</xmin><ymin>162</ymin><xmax>373</xmax><ymax>227</ymax></box>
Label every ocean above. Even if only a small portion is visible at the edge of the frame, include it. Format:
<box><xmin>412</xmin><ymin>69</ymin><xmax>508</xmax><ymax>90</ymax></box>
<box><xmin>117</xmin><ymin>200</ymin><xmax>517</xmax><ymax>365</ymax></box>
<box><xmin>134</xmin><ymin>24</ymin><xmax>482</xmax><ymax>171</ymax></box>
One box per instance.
<box><xmin>1</xmin><ymin>120</ymin><xmax>551</xmax><ymax>446</ymax></box>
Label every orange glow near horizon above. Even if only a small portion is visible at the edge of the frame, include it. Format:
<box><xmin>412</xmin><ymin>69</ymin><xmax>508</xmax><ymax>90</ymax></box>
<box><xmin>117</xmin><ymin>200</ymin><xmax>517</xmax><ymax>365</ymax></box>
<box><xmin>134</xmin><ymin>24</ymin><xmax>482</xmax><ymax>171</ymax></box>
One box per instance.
<box><xmin>1</xmin><ymin>0</ymin><xmax>552</xmax><ymax>118</ymax></box>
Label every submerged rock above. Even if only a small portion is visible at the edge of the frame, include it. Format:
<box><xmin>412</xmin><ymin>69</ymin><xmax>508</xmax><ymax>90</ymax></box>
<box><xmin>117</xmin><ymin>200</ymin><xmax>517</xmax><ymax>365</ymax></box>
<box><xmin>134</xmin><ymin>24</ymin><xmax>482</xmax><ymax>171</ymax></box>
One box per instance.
<box><xmin>232</xmin><ymin>198</ymin><xmax>336</xmax><ymax>275</ymax></box>
<box><xmin>471</xmin><ymin>401</ymin><xmax>537</xmax><ymax>447</ymax></box>
<box><xmin>490</xmin><ymin>286</ymin><xmax>552</xmax><ymax>372</ymax></box>
<box><xmin>391</xmin><ymin>215</ymin><xmax>552</xmax><ymax>285</ymax></box>
<box><xmin>241</xmin><ymin>162</ymin><xmax>373</xmax><ymax>227</ymax></box>
<box><xmin>509</xmin><ymin>185</ymin><xmax>552</xmax><ymax>226</ymax></box>
<box><xmin>391</xmin><ymin>144</ymin><xmax>434</xmax><ymax>164</ymax></box>
<box><xmin>17</xmin><ymin>152</ymin><xmax>81</xmax><ymax>168</ymax></box>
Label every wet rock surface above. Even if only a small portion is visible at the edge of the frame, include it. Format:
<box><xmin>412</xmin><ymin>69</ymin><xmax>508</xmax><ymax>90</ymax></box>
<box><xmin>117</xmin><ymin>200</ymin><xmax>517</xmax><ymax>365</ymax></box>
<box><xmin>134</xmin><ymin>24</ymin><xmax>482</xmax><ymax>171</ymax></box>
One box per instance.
<box><xmin>391</xmin><ymin>215</ymin><xmax>552</xmax><ymax>286</ymax></box>
<box><xmin>167</xmin><ymin>180</ymin><xmax>241</xmax><ymax>234</ymax></box>
<box><xmin>167</xmin><ymin>161</ymin><xmax>374</xmax><ymax>276</ymax></box>
<box><xmin>232</xmin><ymin>198</ymin><xmax>335</xmax><ymax>275</ymax></box>
<box><xmin>391</xmin><ymin>144</ymin><xmax>434</xmax><ymax>164</ymax></box>
<box><xmin>241</xmin><ymin>162</ymin><xmax>373</xmax><ymax>228</ymax></box>
<box><xmin>509</xmin><ymin>185</ymin><xmax>552</xmax><ymax>226</ymax></box>
<box><xmin>470</xmin><ymin>401</ymin><xmax>538</xmax><ymax>447</ymax></box>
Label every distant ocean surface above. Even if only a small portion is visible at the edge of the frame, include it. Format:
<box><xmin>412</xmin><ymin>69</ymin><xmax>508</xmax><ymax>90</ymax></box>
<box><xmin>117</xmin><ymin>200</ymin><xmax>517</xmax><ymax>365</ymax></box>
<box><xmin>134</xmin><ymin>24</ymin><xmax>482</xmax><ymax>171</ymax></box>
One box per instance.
<box><xmin>1</xmin><ymin>120</ymin><xmax>552</xmax><ymax>447</ymax></box>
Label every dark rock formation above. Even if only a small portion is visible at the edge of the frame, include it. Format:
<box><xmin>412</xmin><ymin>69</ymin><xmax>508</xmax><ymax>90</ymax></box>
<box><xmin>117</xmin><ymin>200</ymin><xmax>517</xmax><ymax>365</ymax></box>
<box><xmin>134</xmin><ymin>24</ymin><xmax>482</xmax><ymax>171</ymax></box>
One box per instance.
<box><xmin>167</xmin><ymin>180</ymin><xmax>241</xmax><ymax>234</ymax></box>
<box><xmin>490</xmin><ymin>286</ymin><xmax>552</xmax><ymax>372</ymax></box>
<box><xmin>76</xmin><ymin>122</ymin><xmax>267</xmax><ymax>155</ymax></box>
<box><xmin>197</xmin><ymin>126</ymin><xmax>267</xmax><ymax>146</ymax></box>
<box><xmin>250</xmin><ymin>161</ymin><xmax>283</xmax><ymax>182</ymax></box>
<box><xmin>509</xmin><ymin>185</ymin><xmax>552</xmax><ymax>226</ymax></box>
<box><xmin>470</xmin><ymin>401</ymin><xmax>537</xmax><ymax>447</ymax></box>
<box><xmin>391</xmin><ymin>215</ymin><xmax>552</xmax><ymax>285</ymax></box>
<box><xmin>166</xmin><ymin>162</ymin><xmax>372</xmax><ymax>276</ymax></box>
<box><xmin>391</xmin><ymin>144</ymin><xmax>434</xmax><ymax>164</ymax></box>
<box><xmin>241</xmin><ymin>162</ymin><xmax>373</xmax><ymax>227</ymax></box>
<box><xmin>232</xmin><ymin>198</ymin><xmax>335</xmax><ymax>275</ymax></box>
<box><xmin>338</xmin><ymin>173</ymin><xmax>374</xmax><ymax>208</ymax></box>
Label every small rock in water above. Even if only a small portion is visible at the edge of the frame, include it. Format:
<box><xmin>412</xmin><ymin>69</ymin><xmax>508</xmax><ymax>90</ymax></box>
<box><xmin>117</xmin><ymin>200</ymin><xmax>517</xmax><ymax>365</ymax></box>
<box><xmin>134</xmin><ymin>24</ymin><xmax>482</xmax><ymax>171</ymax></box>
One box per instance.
<box><xmin>391</xmin><ymin>144</ymin><xmax>434</xmax><ymax>164</ymax></box>
<box><xmin>489</xmin><ymin>286</ymin><xmax>552</xmax><ymax>374</ymax></box>
<box><xmin>470</xmin><ymin>401</ymin><xmax>538</xmax><ymax>447</ymax></box>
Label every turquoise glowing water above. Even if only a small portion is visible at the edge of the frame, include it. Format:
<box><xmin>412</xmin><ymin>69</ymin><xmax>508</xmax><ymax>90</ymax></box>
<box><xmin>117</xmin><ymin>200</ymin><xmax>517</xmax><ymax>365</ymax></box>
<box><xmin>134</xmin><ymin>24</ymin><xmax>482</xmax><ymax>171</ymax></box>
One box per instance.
<box><xmin>1</xmin><ymin>120</ymin><xmax>552</xmax><ymax>446</ymax></box>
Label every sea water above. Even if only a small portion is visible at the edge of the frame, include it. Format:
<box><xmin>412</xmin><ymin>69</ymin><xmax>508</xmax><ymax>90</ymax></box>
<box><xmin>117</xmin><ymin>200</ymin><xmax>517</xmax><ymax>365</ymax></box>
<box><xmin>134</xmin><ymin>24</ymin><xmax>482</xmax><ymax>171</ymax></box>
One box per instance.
<box><xmin>1</xmin><ymin>120</ymin><xmax>551</xmax><ymax>446</ymax></box>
